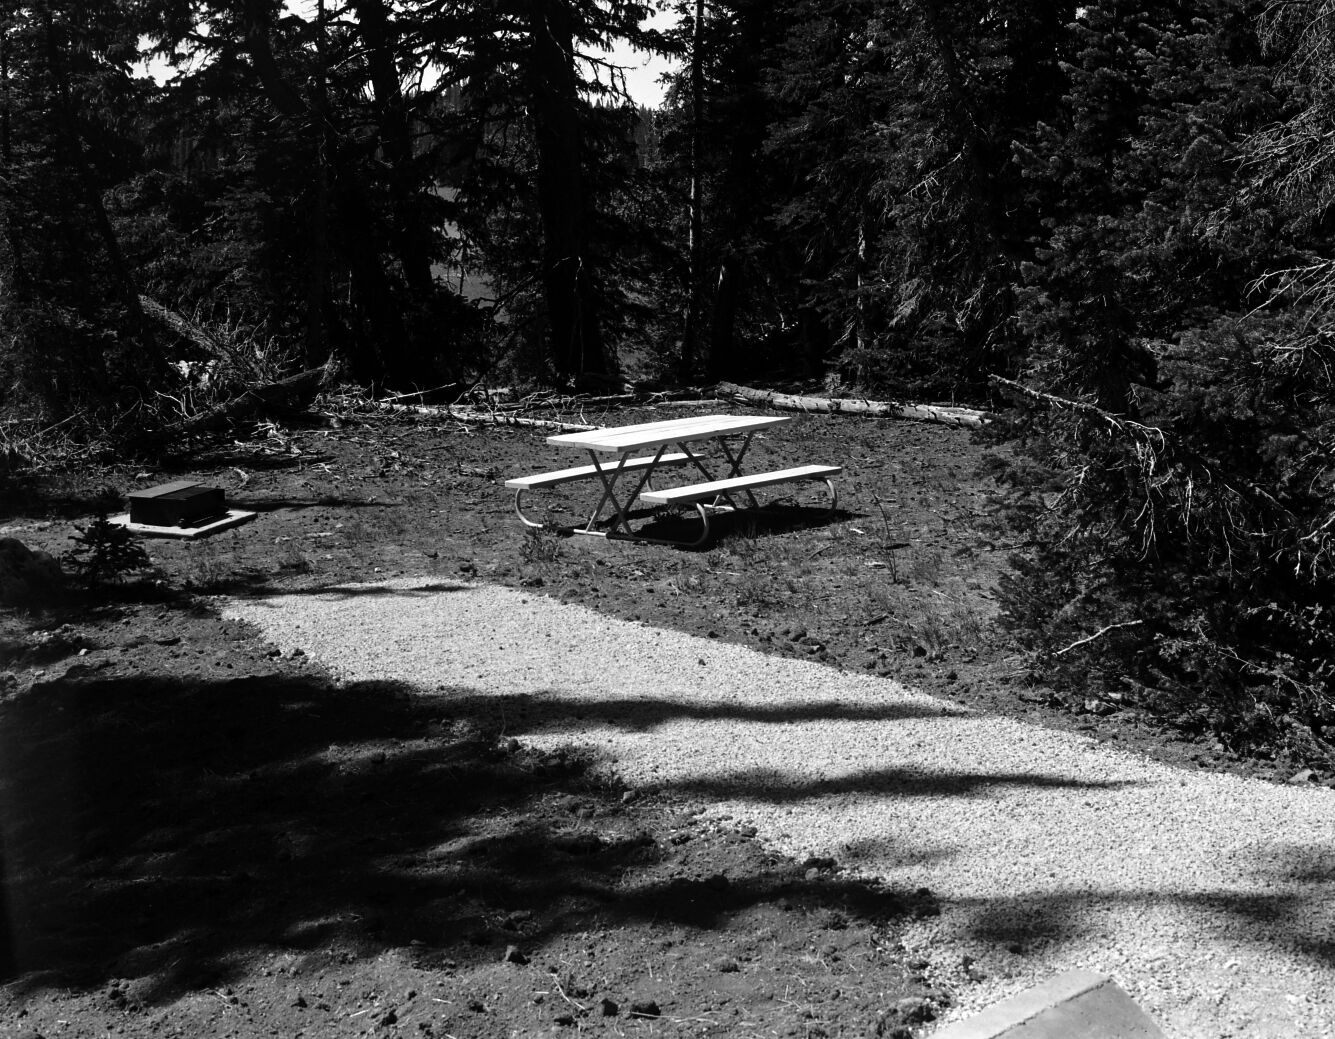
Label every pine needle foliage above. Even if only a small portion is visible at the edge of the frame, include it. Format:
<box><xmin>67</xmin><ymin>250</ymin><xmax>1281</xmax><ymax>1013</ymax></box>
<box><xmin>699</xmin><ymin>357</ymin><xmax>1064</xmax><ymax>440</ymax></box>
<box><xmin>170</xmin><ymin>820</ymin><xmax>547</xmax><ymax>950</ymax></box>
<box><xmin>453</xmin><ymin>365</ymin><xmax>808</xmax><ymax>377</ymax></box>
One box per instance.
<box><xmin>991</xmin><ymin>1</ymin><xmax>1335</xmax><ymax>766</ymax></box>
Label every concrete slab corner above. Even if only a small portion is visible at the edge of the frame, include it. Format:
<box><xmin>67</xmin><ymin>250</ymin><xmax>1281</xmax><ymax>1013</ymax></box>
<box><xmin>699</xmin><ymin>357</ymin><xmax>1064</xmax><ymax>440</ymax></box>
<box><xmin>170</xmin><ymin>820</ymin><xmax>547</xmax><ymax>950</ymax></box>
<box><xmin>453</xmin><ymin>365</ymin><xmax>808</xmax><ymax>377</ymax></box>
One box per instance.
<box><xmin>108</xmin><ymin>509</ymin><xmax>256</xmax><ymax>540</ymax></box>
<box><xmin>928</xmin><ymin>969</ymin><xmax>1165</xmax><ymax>1039</ymax></box>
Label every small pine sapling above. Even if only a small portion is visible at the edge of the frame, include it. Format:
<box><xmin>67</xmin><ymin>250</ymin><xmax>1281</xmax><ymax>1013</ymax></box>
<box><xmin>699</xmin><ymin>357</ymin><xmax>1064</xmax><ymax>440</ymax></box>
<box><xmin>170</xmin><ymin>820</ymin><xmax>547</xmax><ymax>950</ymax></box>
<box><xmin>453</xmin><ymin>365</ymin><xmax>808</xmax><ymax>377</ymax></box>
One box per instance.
<box><xmin>65</xmin><ymin>514</ymin><xmax>151</xmax><ymax>589</ymax></box>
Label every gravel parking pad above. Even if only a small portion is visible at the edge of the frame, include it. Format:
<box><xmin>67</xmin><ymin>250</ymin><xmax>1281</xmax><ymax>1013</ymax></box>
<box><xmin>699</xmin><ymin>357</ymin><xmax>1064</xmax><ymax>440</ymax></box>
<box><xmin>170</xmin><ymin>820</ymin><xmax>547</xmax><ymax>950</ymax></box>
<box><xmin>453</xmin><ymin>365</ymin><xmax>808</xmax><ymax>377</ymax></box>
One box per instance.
<box><xmin>223</xmin><ymin>578</ymin><xmax>1335</xmax><ymax>1039</ymax></box>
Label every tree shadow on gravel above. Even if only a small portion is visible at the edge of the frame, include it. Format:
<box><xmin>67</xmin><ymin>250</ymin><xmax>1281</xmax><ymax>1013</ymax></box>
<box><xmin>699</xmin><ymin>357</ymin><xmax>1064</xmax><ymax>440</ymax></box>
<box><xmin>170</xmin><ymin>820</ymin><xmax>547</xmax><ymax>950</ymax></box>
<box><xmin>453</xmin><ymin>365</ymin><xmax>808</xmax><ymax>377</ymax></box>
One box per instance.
<box><xmin>439</xmin><ymin>690</ymin><xmax>967</xmax><ymax>731</ymax></box>
<box><xmin>956</xmin><ymin>887</ymin><xmax>1335</xmax><ymax>969</ymax></box>
<box><xmin>0</xmin><ymin>671</ymin><xmax>944</xmax><ymax>1004</ymax></box>
<box><xmin>5</xmin><ymin>666</ymin><xmax>1326</xmax><ymax>1015</ymax></box>
<box><xmin>669</xmin><ymin>769</ymin><xmax>1138</xmax><ymax>802</ymax></box>
<box><xmin>218</xmin><ymin>580</ymin><xmax>473</xmax><ymax>601</ymax></box>
<box><xmin>172</xmin><ymin>576</ymin><xmax>470</xmax><ymax>600</ymax></box>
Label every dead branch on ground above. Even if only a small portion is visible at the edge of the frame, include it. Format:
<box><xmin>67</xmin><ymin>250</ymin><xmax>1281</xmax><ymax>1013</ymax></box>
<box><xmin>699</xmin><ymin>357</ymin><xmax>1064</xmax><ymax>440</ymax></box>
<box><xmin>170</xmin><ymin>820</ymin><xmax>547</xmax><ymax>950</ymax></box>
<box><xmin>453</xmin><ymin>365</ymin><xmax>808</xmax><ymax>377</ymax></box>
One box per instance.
<box><xmin>987</xmin><ymin>375</ymin><xmax>1166</xmax><ymax>439</ymax></box>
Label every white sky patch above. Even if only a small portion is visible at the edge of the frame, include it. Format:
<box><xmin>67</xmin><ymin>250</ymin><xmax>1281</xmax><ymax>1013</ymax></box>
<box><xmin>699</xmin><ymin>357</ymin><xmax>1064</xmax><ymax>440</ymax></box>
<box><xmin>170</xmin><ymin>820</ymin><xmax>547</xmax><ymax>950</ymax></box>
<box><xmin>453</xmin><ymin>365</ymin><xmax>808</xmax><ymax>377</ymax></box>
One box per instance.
<box><xmin>599</xmin><ymin>6</ymin><xmax>677</xmax><ymax>107</ymax></box>
<box><xmin>139</xmin><ymin>4</ymin><xmax>676</xmax><ymax>108</ymax></box>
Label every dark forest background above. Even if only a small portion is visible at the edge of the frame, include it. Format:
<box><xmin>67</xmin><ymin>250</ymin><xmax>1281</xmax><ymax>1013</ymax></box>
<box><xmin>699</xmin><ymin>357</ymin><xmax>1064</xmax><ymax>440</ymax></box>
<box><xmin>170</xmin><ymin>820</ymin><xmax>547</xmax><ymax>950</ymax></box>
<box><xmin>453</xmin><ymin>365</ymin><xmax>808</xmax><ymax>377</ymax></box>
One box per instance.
<box><xmin>3</xmin><ymin>0</ymin><xmax>1334</xmax><ymax>763</ymax></box>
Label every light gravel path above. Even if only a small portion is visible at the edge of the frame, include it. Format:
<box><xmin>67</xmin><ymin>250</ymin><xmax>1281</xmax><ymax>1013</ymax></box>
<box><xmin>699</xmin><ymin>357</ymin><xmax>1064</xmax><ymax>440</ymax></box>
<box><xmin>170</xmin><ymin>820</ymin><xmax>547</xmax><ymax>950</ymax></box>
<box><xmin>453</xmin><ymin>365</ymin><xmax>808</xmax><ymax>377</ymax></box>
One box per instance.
<box><xmin>222</xmin><ymin>577</ymin><xmax>1335</xmax><ymax>1039</ymax></box>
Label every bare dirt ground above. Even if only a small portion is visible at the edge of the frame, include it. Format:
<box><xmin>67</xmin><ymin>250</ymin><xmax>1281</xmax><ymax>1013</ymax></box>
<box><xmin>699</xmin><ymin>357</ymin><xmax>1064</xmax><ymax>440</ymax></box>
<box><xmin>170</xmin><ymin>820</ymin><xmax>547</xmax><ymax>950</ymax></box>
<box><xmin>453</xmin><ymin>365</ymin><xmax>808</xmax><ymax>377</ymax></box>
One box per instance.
<box><xmin>0</xmin><ymin>400</ymin><xmax>1317</xmax><ymax>1039</ymax></box>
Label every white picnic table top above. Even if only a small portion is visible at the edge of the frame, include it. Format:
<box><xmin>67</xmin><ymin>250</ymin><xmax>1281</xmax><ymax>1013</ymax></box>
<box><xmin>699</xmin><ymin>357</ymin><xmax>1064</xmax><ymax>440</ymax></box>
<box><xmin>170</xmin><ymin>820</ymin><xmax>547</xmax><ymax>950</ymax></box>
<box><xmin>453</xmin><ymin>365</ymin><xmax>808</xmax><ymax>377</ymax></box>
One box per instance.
<box><xmin>546</xmin><ymin>414</ymin><xmax>790</xmax><ymax>454</ymax></box>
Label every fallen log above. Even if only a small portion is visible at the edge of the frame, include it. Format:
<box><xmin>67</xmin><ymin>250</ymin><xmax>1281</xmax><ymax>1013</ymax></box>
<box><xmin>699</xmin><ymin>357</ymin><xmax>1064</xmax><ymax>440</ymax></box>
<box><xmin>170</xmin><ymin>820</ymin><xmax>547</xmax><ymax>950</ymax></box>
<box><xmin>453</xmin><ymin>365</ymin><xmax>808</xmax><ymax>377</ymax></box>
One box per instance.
<box><xmin>358</xmin><ymin>400</ymin><xmax>595</xmax><ymax>433</ymax></box>
<box><xmin>514</xmin><ymin>392</ymin><xmax>639</xmax><ymax>411</ymax></box>
<box><xmin>454</xmin><ymin>387</ymin><xmax>712</xmax><ymax>412</ymax></box>
<box><xmin>711</xmin><ymin>382</ymin><xmax>990</xmax><ymax>428</ymax></box>
<box><xmin>151</xmin><ymin>366</ymin><xmax>329</xmax><ymax>441</ymax></box>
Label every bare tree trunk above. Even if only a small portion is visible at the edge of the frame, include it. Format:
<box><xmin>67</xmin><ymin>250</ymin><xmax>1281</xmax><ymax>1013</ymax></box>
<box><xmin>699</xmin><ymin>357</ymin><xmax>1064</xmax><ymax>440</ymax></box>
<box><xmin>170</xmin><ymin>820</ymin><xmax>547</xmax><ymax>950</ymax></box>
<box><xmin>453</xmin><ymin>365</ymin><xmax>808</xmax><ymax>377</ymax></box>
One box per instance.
<box><xmin>681</xmin><ymin>0</ymin><xmax>706</xmax><ymax>380</ymax></box>
<box><xmin>336</xmin><ymin>176</ymin><xmax>415</xmax><ymax>387</ymax></box>
<box><xmin>707</xmin><ymin>251</ymin><xmax>738</xmax><ymax>380</ymax></box>
<box><xmin>524</xmin><ymin>0</ymin><xmax>612</xmax><ymax>380</ymax></box>
<box><xmin>0</xmin><ymin>834</ymin><xmax>12</xmax><ymax>978</ymax></box>
<box><xmin>0</xmin><ymin>25</ymin><xmax>27</xmax><ymax>302</ymax></box>
<box><xmin>242</xmin><ymin>0</ymin><xmax>305</xmax><ymax>117</ymax></box>
<box><xmin>242</xmin><ymin>0</ymin><xmax>420</xmax><ymax>389</ymax></box>
<box><xmin>40</xmin><ymin>8</ymin><xmax>141</xmax><ymax>323</ymax></box>
<box><xmin>308</xmin><ymin>0</ymin><xmax>332</xmax><ymax>368</ymax></box>
<box><xmin>853</xmin><ymin>220</ymin><xmax>867</xmax><ymax>355</ymax></box>
<box><xmin>800</xmin><ymin>308</ymin><xmax>830</xmax><ymax>377</ymax></box>
<box><xmin>347</xmin><ymin>0</ymin><xmax>435</xmax><ymax>299</ymax></box>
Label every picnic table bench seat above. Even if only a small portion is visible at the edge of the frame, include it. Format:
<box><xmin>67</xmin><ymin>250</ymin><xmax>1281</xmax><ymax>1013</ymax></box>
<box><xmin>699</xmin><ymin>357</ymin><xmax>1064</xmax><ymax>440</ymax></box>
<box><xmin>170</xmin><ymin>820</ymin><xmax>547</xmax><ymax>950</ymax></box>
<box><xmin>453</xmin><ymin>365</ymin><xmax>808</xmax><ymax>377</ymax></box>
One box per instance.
<box><xmin>505</xmin><ymin>452</ymin><xmax>692</xmax><ymax>529</ymax></box>
<box><xmin>637</xmin><ymin>463</ymin><xmax>842</xmax><ymax>546</ymax></box>
<box><xmin>637</xmin><ymin>464</ymin><xmax>842</xmax><ymax>507</ymax></box>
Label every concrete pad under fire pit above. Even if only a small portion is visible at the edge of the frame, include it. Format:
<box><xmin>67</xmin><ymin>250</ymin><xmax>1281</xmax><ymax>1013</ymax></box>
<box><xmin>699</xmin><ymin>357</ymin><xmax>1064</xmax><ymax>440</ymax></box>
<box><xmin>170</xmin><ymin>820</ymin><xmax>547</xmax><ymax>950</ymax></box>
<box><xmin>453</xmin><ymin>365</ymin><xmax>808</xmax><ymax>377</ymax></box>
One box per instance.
<box><xmin>109</xmin><ymin>509</ymin><xmax>256</xmax><ymax>539</ymax></box>
<box><xmin>929</xmin><ymin>970</ymin><xmax>1165</xmax><ymax>1039</ymax></box>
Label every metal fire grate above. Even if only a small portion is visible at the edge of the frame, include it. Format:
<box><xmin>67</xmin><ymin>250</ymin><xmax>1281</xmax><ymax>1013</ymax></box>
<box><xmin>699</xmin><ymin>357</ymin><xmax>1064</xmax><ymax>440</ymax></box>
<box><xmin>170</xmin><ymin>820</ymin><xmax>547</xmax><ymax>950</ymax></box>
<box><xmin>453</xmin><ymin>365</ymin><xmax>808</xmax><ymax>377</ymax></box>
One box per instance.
<box><xmin>127</xmin><ymin>481</ymin><xmax>227</xmax><ymax>528</ymax></box>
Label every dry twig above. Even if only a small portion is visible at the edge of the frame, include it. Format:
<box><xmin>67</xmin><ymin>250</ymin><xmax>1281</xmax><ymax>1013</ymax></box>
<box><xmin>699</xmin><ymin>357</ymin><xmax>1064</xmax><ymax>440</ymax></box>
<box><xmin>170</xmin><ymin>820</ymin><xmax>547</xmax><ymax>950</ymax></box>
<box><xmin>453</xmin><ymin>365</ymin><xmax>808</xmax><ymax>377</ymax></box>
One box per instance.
<box><xmin>1053</xmin><ymin>620</ymin><xmax>1145</xmax><ymax>657</ymax></box>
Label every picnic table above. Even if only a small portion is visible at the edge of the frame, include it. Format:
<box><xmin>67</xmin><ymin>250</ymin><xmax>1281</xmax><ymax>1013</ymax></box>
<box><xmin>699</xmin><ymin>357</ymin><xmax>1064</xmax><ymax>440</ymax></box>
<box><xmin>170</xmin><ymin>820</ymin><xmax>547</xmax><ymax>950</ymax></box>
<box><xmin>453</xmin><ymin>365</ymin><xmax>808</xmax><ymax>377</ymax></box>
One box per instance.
<box><xmin>505</xmin><ymin>413</ymin><xmax>841</xmax><ymax>546</ymax></box>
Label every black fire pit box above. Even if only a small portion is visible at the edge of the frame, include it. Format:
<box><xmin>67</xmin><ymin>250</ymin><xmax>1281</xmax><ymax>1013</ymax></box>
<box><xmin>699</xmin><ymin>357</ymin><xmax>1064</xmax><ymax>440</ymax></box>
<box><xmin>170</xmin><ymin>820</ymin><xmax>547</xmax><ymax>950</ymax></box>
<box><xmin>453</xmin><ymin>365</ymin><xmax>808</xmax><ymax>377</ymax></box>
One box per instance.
<box><xmin>127</xmin><ymin>481</ymin><xmax>227</xmax><ymax>528</ymax></box>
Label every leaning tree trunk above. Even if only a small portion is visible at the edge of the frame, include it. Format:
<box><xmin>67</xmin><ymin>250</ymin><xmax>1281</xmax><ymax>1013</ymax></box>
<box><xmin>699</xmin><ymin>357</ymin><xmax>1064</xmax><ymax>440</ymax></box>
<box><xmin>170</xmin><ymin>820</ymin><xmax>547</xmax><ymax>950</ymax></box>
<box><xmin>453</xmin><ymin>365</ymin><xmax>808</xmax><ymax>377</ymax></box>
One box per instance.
<box><xmin>524</xmin><ymin>0</ymin><xmax>612</xmax><ymax>381</ymax></box>
<box><xmin>139</xmin><ymin>296</ymin><xmax>228</xmax><ymax>356</ymax></box>
<box><xmin>150</xmin><ymin>366</ymin><xmax>330</xmax><ymax>442</ymax></box>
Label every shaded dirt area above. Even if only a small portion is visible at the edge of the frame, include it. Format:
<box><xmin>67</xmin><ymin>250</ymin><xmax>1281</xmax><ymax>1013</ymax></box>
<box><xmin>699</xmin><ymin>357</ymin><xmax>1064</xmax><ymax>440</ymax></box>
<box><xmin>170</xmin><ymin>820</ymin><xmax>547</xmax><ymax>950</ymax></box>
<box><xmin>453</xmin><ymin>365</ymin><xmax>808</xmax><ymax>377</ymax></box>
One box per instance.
<box><xmin>0</xmin><ymin>401</ymin><xmax>1320</xmax><ymax>1038</ymax></box>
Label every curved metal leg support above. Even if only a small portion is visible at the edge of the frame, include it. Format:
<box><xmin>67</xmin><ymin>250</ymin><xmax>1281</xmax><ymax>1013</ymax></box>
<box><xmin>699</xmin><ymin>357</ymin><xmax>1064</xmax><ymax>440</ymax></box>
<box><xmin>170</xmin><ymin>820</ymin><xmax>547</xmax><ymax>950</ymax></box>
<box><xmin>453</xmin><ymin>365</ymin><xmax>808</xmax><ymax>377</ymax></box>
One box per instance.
<box><xmin>823</xmin><ymin>478</ymin><xmax>839</xmax><ymax>517</ymax></box>
<box><xmin>687</xmin><ymin>503</ymin><xmax>712</xmax><ymax>548</ymax></box>
<box><xmin>513</xmin><ymin>488</ymin><xmax>544</xmax><ymax>529</ymax></box>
